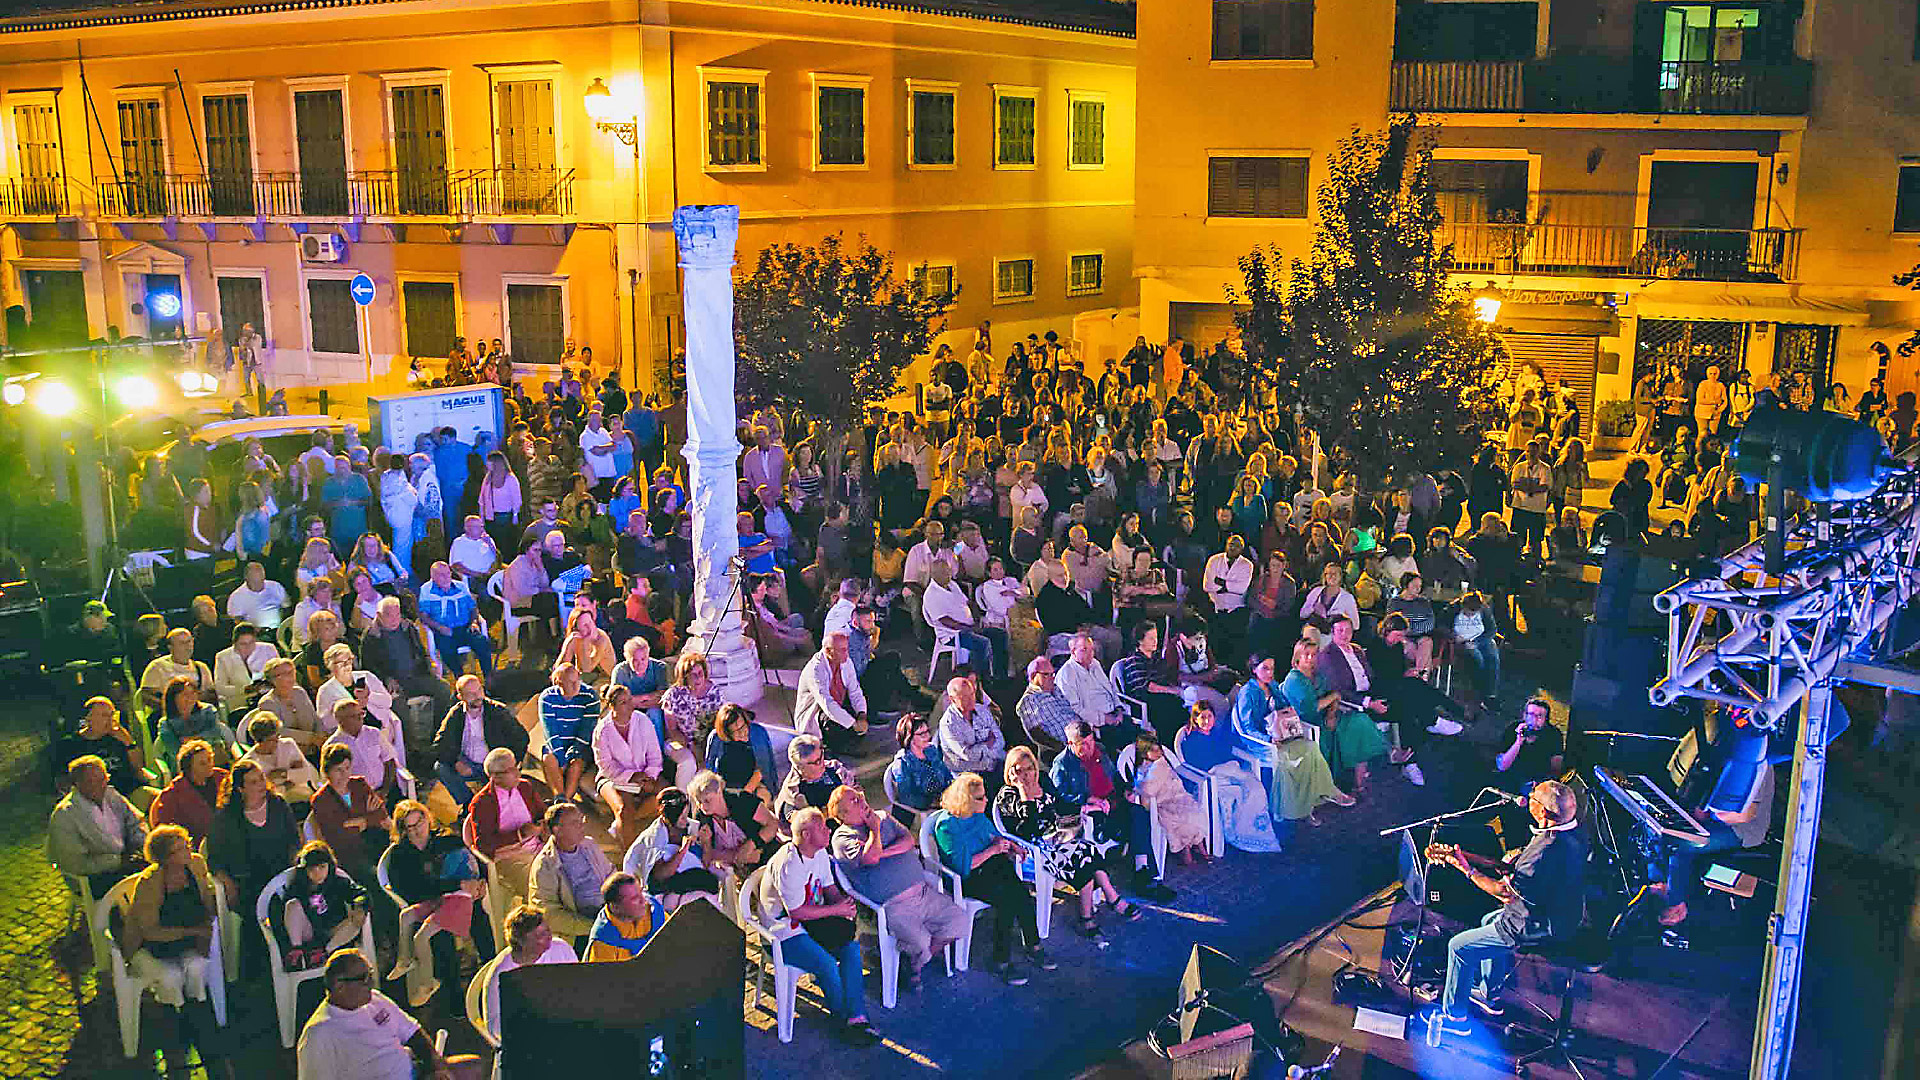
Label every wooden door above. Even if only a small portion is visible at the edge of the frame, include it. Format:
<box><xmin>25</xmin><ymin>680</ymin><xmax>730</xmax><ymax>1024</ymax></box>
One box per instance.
<box><xmin>293</xmin><ymin>89</ymin><xmax>348</xmax><ymax>215</ymax></box>
<box><xmin>495</xmin><ymin>79</ymin><xmax>556</xmax><ymax>213</ymax></box>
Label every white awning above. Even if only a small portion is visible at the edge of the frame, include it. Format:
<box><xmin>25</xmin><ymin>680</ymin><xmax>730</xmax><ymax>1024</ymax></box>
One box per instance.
<box><xmin>1633</xmin><ymin>294</ymin><xmax>1870</xmax><ymax>326</ymax></box>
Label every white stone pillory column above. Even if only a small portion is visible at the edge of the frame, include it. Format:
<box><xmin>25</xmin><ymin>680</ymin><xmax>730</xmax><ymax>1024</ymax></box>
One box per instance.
<box><xmin>673</xmin><ymin>204</ymin><xmax>762</xmax><ymax>706</ymax></box>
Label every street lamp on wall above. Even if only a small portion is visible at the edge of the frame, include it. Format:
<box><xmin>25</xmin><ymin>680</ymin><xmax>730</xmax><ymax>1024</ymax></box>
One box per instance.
<box><xmin>584</xmin><ymin>78</ymin><xmax>639</xmax><ymax>146</ymax></box>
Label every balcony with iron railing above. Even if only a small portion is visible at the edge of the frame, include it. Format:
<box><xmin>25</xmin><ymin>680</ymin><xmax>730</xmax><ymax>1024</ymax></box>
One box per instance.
<box><xmin>1390</xmin><ymin>56</ymin><xmax>1814</xmax><ymax>116</ymax></box>
<box><xmin>0</xmin><ymin>176</ymin><xmax>68</xmax><ymax>217</ymax></box>
<box><xmin>1439</xmin><ymin>190</ymin><xmax>1800</xmax><ymax>283</ymax></box>
<box><xmin>94</xmin><ymin>167</ymin><xmax>576</xmax><ymax>220</ymax></box>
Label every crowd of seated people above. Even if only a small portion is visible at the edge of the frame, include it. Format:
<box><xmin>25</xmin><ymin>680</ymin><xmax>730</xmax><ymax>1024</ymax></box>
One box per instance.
<box><xmin>45</xmin><ymin>326</ymin><xmax>1788</xmax><ymax>1070</ymax></box>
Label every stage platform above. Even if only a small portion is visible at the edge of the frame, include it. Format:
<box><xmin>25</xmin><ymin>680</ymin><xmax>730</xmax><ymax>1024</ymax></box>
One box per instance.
<box><xmin>1097</xmin><ymin>841</ymin><xmax>1918</xmax><ymax>1080</ymax></box>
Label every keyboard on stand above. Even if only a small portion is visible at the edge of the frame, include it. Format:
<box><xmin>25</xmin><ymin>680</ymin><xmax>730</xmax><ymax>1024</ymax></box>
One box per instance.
<box><xmin>1593</xmin><ymin>767</ymin><xmax>1712</xmax><ymax>845</ymax></box>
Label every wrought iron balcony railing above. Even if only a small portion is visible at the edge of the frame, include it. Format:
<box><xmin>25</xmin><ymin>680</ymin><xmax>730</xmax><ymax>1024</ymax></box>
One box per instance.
<box><xmin>1390</xmin><ymin>57</ymin><xmax>1813</xmax><ymax>116</ymax></box>
<box><xmin>93</xmin><ymin>167</ymin><xmax>576</xmax><ymax>220</ymax></box>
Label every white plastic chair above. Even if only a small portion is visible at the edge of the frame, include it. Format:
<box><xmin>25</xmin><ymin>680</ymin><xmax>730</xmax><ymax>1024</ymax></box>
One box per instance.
<box><xmin>463</xmin><ymin>814</ymin><xmax>512</xmax><ymax>949</ymax></box>
<box><xmin>62</xmin><ymin>871</ymin><xmax>111</xmax><ymax>976</ymax></box>
<box><xmin>466</xmin><ymin>949</ymin><xmax>507</xmax><ymax>1049</ymax></box>
<box><xmin>916</xmin><ymin>815</ymin><xmax>991</xmax><ymax>971</ymax></box>
<box><xmin>486</xmin><ymin>569</ymin><xmax>522</xmax><ymax>662</ymax></box>
<box><xmin>1170</xmin><ymin>730</ymin><xmax>1230</xmax><ymax>860</ymax></box>
<box><xmin>1118</xmin><ymin>743</ymin><xmax>1198</xmax><ymax>880</ymax></box>
<box><xmin>257</xmin><ymin>865</ymin><xmax>377</xmax><ymax>1047</ymax></box>
<box><xmin>989</xmin><ymin>801</ymin><xmax>1061</xmax><ymax>940</ymax></box>
<box><xmin>831</xmin><ymin>859</ymin><xmax>959</xmax><ymax>1010</ymax></box>
<box><xmin>926</xmin><ymin>624</ymin><xmax>962</xmax><ymax>685</ymax></box>
<box><xmin>738</xmin><ymin>866</ymin><xmax>806</xmax><ymax>1043</ymax></box>
<box><xmin>99</xmin><ymin>873</ymin><xmax>230</xmax><ymax>1057</ymax></box>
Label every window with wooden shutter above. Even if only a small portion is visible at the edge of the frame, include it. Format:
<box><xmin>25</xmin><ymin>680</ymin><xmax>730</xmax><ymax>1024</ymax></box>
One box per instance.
<box><xmin>707</xmin><ymin>80</ymin><xmax>762</xmax><ymax>168</ymax></box>
<box><xmin>293</xmin><ymin>89</ymin><xmax>348</xmax><ymax>215</ymax></box>
<box><xmin>1213</xmin><ymin>0</ymin><xmax>1315</xmax><ymax>61</ymax></box>
<box><xmin>495</xmin><ymin>79</ymin><xmax>557</xmax><ymax>213</ymax></box>
<box><xmin>203</xmin><ymin>94</ymin><xmax>254</xmax><ymax>216</ymax></box>
<box><xmin>506</xmin><ymin>283</ymin><xmax>564</xmax><ymax>364</ymax></box>
<box><xmin>1069</xmin><ymin>97</ymin><xmax>1105</xmax><ymax>168</ymax></box>
<box><xmin>217</xmin><ymin>277</ymin><xmax>266</xmax><ymax>345</ymax></box>
<box><xmin>11</xmin><ymin>103</ymin><xmax>63</xmax><ymax>214</ymax></box>
<box><xmin>403</xmin><ymin>280</ymin><xmax>458</xmax><ymax>358</ymax></box>
<box><xmin>116</xmin><ymin>98</ymin><xmax>167</xmax><ymax>216</ymax></box>
<box><xmin>816</xmin><ymin>84</ymin><xmax>865</xmax><ymax>166</ymax></box>
<box><xmin>1207</xmin><ymin>156</ymin><xmax>1310</xmax><ymax>218</ymax></box>
<box><xmin>994</xmin><ymin>258</ymin><xmax>1035</xmax><ymax>302</ymax></box>
<box><xmin>910</xmin><ymin>90</ymin><xmax>955</xmax><ymax>166</ymax></box>
<box><xmin>994</xmin><ymin>90</ymin><xmax>1037</xmax><ymax>168</ymax></box>
<box><xmin>307</xmin><ymin>278</ymin><xmax>358</xmax><ymax>354</ymax></box>
<box><xmin>390</xmin><ymin>83</ymin><xmax>448</xmax><ymax>215</ymax></box>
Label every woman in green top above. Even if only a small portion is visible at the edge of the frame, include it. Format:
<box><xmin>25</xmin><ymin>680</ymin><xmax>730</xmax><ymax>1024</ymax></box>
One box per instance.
<box><xmin>1236</xmin><ymin>652</ymin><xmax>1353</xmax><ymax>824</ymax></box>
<box><xmin>1278</xmin><ymin>639</ymin><xmax>1396</xmax><ymax>797</ymax></box>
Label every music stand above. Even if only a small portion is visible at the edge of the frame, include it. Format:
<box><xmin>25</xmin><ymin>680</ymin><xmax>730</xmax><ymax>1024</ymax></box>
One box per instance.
<box><xmin>1377</xmin><ymin>788</ymin><xmax>1513</xmax><ymax>985</ymax></box>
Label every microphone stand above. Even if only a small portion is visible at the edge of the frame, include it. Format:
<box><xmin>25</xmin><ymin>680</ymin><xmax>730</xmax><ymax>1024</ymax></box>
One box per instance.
<box><xmin>1377</xmin><ymin>788</ymin><xmax>1513</xmax><ymax>985</ymax></box>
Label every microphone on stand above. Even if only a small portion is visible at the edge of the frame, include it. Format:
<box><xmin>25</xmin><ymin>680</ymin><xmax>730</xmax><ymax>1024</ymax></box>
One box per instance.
<box><xmin>1285</xmin><ymin>1046</ymin><xmax>1341</xmax><ymax>1079</ymax></box>
<box><xmin>1483</xmin><ymin>787</ymin><xmax>1528</xmax><ymax>808</ymax></box>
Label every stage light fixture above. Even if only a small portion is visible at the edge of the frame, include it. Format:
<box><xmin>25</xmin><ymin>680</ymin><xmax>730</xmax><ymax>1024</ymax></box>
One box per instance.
<box><xmin>147</xmin><ymin>291</ymin><xmax>182</xmax><ymax>320</ymax></box>
<box><xmin>1733</xmin><ymin>399</ymin><xmax>1892</xmax><ymax>502</ymax></box>
<box><xmin>115</xmin><ymin>374</ymin><xmax>160</xmax><ymax>409</ymax></box>
<box><xmin>1</xmin><ymin>381</ymin><xmax>24</xmax><ymax>406</ymax></box>
<box><xmin>33</xmin><ymin>380</ymin><xmax>77</xmax><ymax>417</ymax></box>
<box><xmin>177</xmin><ymin>371</ymin><xmax>218</xmax><ymax>397</ymax></box>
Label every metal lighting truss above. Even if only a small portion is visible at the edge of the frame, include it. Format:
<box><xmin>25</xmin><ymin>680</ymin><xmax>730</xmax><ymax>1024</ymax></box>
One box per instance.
<box><xmin>1647</xmin><ymin>463</ymin><xmax>1920</xmax><ymax>1080</ymax></box>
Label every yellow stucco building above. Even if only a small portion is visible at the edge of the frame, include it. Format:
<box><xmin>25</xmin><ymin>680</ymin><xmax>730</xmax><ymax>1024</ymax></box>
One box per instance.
<box><xmin>1136</xmin><ymin>0</ymin><xmax>1920</xmax><ymax>432</ymax></box>
<box><xmin>0</xmin><ymin>0</ymin><xmax>1135</xmax><ymax>393</ymax></box>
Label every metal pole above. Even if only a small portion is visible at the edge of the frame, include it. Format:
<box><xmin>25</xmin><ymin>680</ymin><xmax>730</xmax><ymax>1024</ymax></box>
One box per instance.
<box><xmin>1750</xmin><ymin>681</ymin><xmax>1833</xmax><ymax>1080</ymax></box>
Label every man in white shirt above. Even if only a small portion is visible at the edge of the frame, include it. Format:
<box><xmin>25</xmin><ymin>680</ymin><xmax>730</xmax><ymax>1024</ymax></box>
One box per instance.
<box><xmin>795</xmin><ymin>629</ymin><xmax>869</xmax><ymax>751</ymax></box>
<box><xmin>1063</xmin><ymin>524</ymin><xmax>1112</xmax><ymax>605</ymax></box>
<box><xmin>447</xmin><ymin>514</ymin><xmax>499</xmax><ymax>584</ymax></box>
<box><xmin>226</xmin><ymin>560</ymin><xmax>290</xmax><ymax>630</ymax></box>
<box><xmin>921</xmin><ymin>559</ymin><xmax>1007</xmax><ymax>679</ymax></box>
<box><xmin>212</xmin><ymin>623</ymin><xmax>280</xmax><ymax>721</ymax></box>
<box><xmin>322</xmin><ymin>698</ymin><xmax>401</xmax><ymax>797</ymax></box>
<box><xmin>1508</xmin><ymin>439</ymin><xmax>1553</xmax><ymax>560</ymax></box>
<box><xmin>481</xmin><ymin>905</ymin><xmax>579</xmax><ymax>1044</ymax></box>
<box><xmin>901</xmin><ymin>519</ymin><xmax>956</xmax><ymax>592</ymax></box>
<box><xmin>297</xmin><ymin>949</ymin><xmax>480</xmax><ymax>1080</ymax></box>
<box><xmin>1053</xmin><ymin>631</ymin><xmax>1137</xmax><ymax>752</ymax></box>
<box><xmin>296</xmin><ymin>431</ymin><xmax>337</xmax><ymax>480</ymax></box>
<box><xmin>141</xmin><ymin>628</ymin><xmax>215</xmax><ymax>715</ymax></box>
<box><xmin>1202</xmin><ymin>534</ymin><xmax>1256</xmax><ymax>643</ymax></box>
<box><xmin>1291</xmin><ymin>484</ymin><xmax>1328</xmax><ymax>523</ymax></box>
<box><xmin>822</xmin><ymin>579</ymin><xmax>861</xmax><ymax>643</ymax></box>
<box><xmin>578</xmin><ymin>408</ymin><xmax>616</xmax><ymax>497</ymax></box>
<box><xmin>761</xmin><ymin>807</ymin><xmax>878</xmax><ymax>1044</ymax></box>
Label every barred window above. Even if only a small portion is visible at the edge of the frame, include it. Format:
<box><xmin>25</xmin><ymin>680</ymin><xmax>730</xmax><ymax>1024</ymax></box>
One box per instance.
<box><xmin>1068</xmin><ymin>253</ymin><xmax>1104</xmax><ymax>296</ymax></box>
<box><xmin>912</xmin><ymin>263</ymin><xmax>956</xmax><ymax>302</ymax></box>
<box><xmin>995</xmin><ymin>91</ymin><xmax>1037</xmax><ymax>168</ymax></box>
<box><xmin>1213</xmin><ymin>0</ymin><xmax>1315</xmax><ymax>61</ymax></box>
<box><xmin>1207</xmin><ymin>156</ymin><xmax>1310</xmax><ymax>218</ymax></box>
<box><xmin>994</xmin><ymin>258</ymin><xmax>1035</xmax><ymax>301</ymax></box>
<box><xmin>817</xmin><ymin>85</ymin><xmax>866</xmax><ymax>166</ymax></box>
<box><xmin>707</xmin><ymin>80</ymin><xmax>762</xmax><ymax>168</ymax></box>
<box><xmin>910</xmin><ymin>90</ymin><xmax>956</xmax><ymax>166</ymax></box>
<box><xmin>307</xmin><ymin>279</ymin><xmax>359</xmax><ymax>354</ymax></box>
<box><xmin>1069</xmin><ymin>97</ymin><xmax>1105</xmax><ymax>168</ymax></box>
<box><xmin>1896</xmin><ymin>164</ymin><xmax>1920</xmax><ymax>233</ymax></box>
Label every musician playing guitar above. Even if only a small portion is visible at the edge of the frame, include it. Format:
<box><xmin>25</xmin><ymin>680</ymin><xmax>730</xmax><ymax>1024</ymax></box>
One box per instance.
<box><xmin>1420</xmin><ymin>781</ymin><xmax>1587</xmax><ymax>1048</ymax></box>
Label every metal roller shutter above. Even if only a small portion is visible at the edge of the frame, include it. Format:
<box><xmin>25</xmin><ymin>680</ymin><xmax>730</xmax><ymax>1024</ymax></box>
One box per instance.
<box><xmin>1498</xmin><ymin>331</ymin><xmax>1598</xmax><ymax>440</ymax></box>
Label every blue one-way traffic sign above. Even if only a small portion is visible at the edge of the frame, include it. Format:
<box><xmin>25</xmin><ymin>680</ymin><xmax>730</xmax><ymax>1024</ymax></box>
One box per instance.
<box><xmin>350</xmin><ymin>273</ymin><xmax>376</xmax><ymax>306</ymax></box>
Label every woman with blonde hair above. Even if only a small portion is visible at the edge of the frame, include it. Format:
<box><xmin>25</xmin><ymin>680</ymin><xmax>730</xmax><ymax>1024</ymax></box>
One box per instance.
<box><xmin>932</xmin><ymin>772</ymin><xmax>1049</xmax><ymax>984</ymax></box>
<box><xmin>993</xmin><ymin>748</ymin><xmax>1137</xmax><ymax>942</ymax></box>
<box><xmin>384</xmin><ymin>798</ymin><xmax>488</xmax><ymax>1006</ymax></box>
<box><xmin>554</xmin><ymin>607</ymin><xmax>616</xmax><ymax>685</ymax></box>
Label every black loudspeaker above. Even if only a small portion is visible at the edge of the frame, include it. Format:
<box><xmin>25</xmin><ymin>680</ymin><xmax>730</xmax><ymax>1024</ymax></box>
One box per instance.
<box><xmin>1592</xmin><ymin>547</ymin><xmax>1681</xmax><ymax>632</ymax></box>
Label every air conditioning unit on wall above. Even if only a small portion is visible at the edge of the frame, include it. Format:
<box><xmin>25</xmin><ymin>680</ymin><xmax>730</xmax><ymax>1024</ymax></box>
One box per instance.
<box><xmin>301</xmin><ymin>233</ymin><xmax>346</xmax><ymax>262</ymax></box>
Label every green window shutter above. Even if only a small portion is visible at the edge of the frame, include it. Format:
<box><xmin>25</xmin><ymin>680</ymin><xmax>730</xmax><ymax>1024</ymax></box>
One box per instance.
<box><xmin>308</xmin><ymin>279</ymin><xmax>359</xmax><ymax>354</ymax></box>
